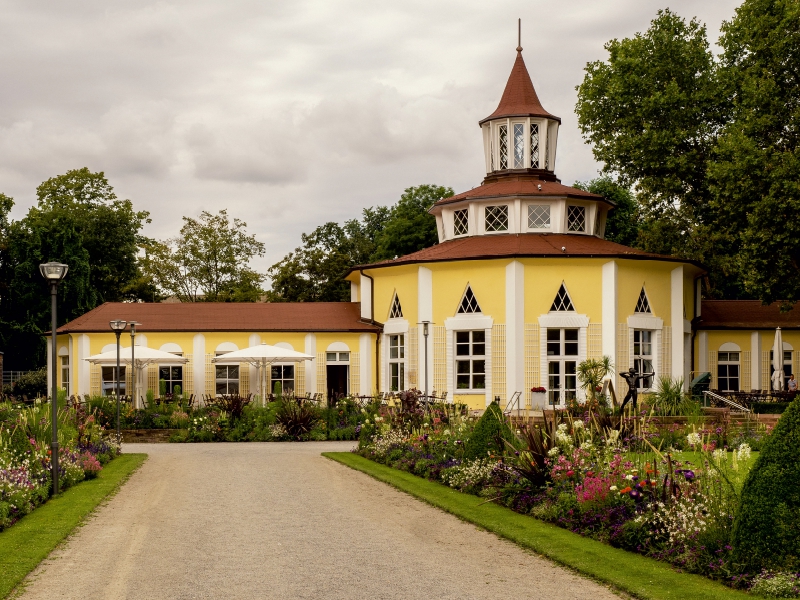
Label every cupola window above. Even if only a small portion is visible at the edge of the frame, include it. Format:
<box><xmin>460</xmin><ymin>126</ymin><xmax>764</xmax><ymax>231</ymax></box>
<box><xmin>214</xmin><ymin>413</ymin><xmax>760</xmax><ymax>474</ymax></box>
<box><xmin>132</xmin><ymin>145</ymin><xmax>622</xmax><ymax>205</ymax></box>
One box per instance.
<box><xmin>567</xmin><ymin>205</ymin><xmax>586</xmax><ymax>232</ymax></box>
<box><xmin>545</xmin><ymin>132</ymin><xmax>551</xmax><ymax>170</ymax></box>
<box><xmin>457</xmin><ymin>285</ymin><xmax>482</xmax><ymax>314</ymax></box>
<box><xmin>528</xmin><ymin>204</ymin><xmax>550</xmax><ymax>229</ymax></box>
<box><xmin>453</xmin><ymin>209</ymin><xmax>469</xmax><ymax>236</ymax></box>
<box><xmin>594</xmin><ymin>210</ymin><xmax>602</xmax><ymax>237</ymax></box>
<box><xmin>485</xmin><ymin>205</ymin><xmax>509</xmax><ymax>232</ymax></box>
<box><xmin>550</xmin><ymin>283</ymin><xmax>575</xmax><ymax>312</ymax></box>
<box><xmin>530</xmin><ymin>123</ymin><xmax>540</xmax><ymax>168</ymax></box>
<box><xmin>389</xmin><ymin>293</ymin><xmax>403</xmax><ymax>319</ymax></box>
<box><xmin>499</xmin><ymin>125</ymin><xmax>508</xmax><ymax>169</ymax></box>
<box><xmin>635</xmin><ymin>287</ymin><xmax>651</xmax><ymax>314</ymax></box>
<box><xmin>513</xmin><ymin>123</ymin><xmax>525</xmax><ymax>168</ymax></box>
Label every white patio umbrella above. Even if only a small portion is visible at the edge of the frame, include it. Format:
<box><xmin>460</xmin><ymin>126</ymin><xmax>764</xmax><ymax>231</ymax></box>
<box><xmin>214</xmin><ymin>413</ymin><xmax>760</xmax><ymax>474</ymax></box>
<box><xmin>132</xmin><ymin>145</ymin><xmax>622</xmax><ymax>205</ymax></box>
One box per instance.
<box><xmin>211</xmin><ymin>343</ymin><xmax>313</xmax><ymax>403</ymax></box>
<box><xmin>85</xmin><ymin>347</ymin><xmax>188</xmax><ymax>407</ymax></box>
<box><xmin>771</xmin><ymin>327</ymin><xmax>784</xmax><ymax>392</ymax></box>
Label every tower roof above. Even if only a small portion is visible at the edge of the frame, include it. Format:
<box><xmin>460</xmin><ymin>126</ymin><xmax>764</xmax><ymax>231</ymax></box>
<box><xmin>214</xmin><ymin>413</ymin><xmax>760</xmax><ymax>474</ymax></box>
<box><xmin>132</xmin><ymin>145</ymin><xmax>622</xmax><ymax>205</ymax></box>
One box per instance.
<box><xmin>479</xmin><ymin>49</ymin><xmax>560</xmax><ymax>125</ymax></box>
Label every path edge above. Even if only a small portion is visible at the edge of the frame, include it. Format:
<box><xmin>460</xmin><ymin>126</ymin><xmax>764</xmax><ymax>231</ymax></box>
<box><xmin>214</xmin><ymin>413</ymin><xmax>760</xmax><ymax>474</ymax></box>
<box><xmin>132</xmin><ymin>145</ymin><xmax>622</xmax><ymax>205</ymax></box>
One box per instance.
<box><xmin>322</xmin><ymin>452</ymin><xmax>749</xmax><ymax>600</ymax></box>
<box><xmin>0</xmin><ymin>453</ymin><xmax>148</xmax><ymax>600</ymax></box>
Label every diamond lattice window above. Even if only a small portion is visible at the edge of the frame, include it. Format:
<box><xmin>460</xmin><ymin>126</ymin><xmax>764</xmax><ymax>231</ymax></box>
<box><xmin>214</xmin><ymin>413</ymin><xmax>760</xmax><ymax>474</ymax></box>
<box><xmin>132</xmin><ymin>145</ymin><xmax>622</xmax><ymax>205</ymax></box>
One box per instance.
<box><xmin>453</xmin><ymin>209</ymin><xmax>469</xmax><ymax>236</ymax></box>
<box><xmin>635</xmin><ymin>287</ymin><xmax>651</xmax><ymax>314</ymax></box>
<box><xmin>550</xmin><ymin>283</ymin><xmax>575</xmax><ymax>312</ymax></box>
<box><xmin>530</xmin><ymin>123</ymin><xmax>539</xmax><ymax>168</ymax></box>
<box><xmin>567</xmin><ymin>205</ymin><xmax>586</xmax><ymax>232</ymax></box>
<box><xmin>545</xmin><ymin>131</ymin><xmax>550</xmax><ymax>170</ymax></box>
<box><xmin>458</xmin><ymin>285</ymin><xmax>482</xmax><ymax>314</ymax></box>
<box><xmin>513</xmin><ymin>123</ymin><xmax>525</xmax><ymax>169</ymax></box>
<box><xmin>485</xmin><ymin>205</ymin><xmax>508</xmax><ymax>232</ymax></box>
<box><xmin>528</xmin><ymin>204</ymin><xmax>550</xmax><ymax>229</ymax></box>
<box><xmin>389</xmin><ymin>293</ymin><xmax>403</xmax><ymax>319</ymax></box>
<box><xmin>499</xmin><ymin>125</ymin><xmax>508</xmax><ymax>169</ymax></box>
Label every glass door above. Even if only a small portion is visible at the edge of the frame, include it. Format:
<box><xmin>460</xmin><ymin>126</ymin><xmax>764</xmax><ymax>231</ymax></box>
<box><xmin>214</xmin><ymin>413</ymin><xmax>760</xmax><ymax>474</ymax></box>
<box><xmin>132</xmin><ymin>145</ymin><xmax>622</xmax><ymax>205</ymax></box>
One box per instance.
<box><xmin>546</xmin><ymin>329</ymin><xmax>579</xmax><ymax>405</ymax></box>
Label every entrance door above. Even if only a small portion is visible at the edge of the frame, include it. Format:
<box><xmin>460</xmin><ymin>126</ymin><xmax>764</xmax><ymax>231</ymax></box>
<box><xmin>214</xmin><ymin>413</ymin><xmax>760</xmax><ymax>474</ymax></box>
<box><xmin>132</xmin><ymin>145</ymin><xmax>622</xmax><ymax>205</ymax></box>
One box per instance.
<box><xmin>546</xmin><ymin>328</ymin><xmax>579</xmax><ymax>405</ymax></box>
<box><xmin>327</xmin><ymin>365</ymin><xmax>349</xmax><ymax>401</ymax></box>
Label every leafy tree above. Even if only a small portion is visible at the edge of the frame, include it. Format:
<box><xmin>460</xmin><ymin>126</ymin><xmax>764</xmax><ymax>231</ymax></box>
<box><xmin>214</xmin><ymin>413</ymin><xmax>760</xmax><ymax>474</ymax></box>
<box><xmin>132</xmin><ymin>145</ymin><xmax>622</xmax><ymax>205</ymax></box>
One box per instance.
<box><xmin>710</xmin><ymin>0</ymin><xmax>800</xmax><ymax>308</ymax></box>
<box><xmin>267</xmin><ymin>184</ymin><xmax>451</xmax><ymax>302</ymax></box>
<box><xmin>0</xmin><ymin>169</ymin><xmax>151</xmax><ymax>370</ymax></box>
<box><xmin>141</xmin><ymin>210</ymin><xmax>265</xmax><ymax>302</ymax></box>
<box><xmin>371</xmin><ymin>184</ymin><xmax>453</xmax><ymax>260</ymax></box>
<box><xmin>573</xmin><ymin>178</ymin><xmax>640</xmax><ymax>247</ymax></box>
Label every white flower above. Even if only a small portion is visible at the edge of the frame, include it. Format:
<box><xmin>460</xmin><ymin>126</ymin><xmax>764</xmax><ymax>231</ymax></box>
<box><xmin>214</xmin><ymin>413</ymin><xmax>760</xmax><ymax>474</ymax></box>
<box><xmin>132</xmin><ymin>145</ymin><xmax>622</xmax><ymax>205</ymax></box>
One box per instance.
<box><xmin>547</xmin><ymin>447</ymin><xmax>560</xmax><ymax>457</ymax></box>
<box><xmin>712</xmin><ymin>448</ymin><xmax>726</xmax><ymax>465</ymax></box>
<box><xmin>625</xmin><ymin>474</ymin><xmax>634</xmax><ymax>481</ymax></box>
<box><xmin>573</xmin><ymin>420</ymin><xmax>584</xmax><ymax>429</ymax></box>
<box><xmin>736</xmin><ymin>443</ymin><xmax>752</xmax><ymax>462</ymax></box>
<box><xmin>687</xmin><ymin>432</ymin><xmax>702</xmax><ymax>446</ymax></box>
<box><xmin>557</xmin><ymin>423</ymin><xmax>568</xmax><ymax>432</ymax></box>
<box><xmin>609</xmin><ymin>485</ymin><xmax>618</xmax><ymax>491</ymax></box>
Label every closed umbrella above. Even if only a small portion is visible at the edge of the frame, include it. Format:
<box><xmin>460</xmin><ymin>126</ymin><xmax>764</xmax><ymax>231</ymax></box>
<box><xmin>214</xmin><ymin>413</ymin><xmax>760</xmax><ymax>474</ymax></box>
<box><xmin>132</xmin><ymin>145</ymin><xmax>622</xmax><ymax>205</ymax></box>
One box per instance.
<box><xmin>771</xmin><ymin>327</ymin><xmax>784</xmax><ymax>392</ymax></box>
<box><xmin>211</xmin><ymin>343</ymin><xmax>313</xmax><ymax>404</ymax></box>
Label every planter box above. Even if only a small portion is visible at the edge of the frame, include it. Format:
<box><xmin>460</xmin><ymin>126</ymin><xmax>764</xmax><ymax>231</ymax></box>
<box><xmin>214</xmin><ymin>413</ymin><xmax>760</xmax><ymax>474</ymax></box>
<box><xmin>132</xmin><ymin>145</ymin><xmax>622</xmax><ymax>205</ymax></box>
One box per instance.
<box><xmin>121</xmin><ymin>429</ymin><xmax>184</xmax><ymax>443</ymax></box>
<box><xmin>530</xmin><ymin>392</ymin><xmax>548</xmax><ymax>410</ymax></box>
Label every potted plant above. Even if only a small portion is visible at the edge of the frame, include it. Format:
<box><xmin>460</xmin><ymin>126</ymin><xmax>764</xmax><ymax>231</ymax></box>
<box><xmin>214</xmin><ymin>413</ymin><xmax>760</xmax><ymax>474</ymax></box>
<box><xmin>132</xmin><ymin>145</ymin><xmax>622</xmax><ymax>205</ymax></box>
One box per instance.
<box><xmin>530</xmin><ymin>386</ymin><xmax>547</xmax><ymax>409</ymax></box>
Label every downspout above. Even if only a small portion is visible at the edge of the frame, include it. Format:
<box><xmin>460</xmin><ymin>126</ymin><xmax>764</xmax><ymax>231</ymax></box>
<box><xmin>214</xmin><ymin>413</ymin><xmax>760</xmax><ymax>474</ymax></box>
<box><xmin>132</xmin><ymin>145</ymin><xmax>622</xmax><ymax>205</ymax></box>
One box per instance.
<box><xmin>360</xmin><ymin>270</ymin><xmax>381</xmax><ymax>393</ymax></box>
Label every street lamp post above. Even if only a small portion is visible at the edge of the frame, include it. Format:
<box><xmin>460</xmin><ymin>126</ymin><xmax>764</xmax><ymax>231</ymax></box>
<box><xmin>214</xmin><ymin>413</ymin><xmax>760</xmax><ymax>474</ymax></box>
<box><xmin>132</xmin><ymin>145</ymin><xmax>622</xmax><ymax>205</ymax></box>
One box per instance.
<box><xmin>128</xmin><ymin>322</ymin><xmax>141</xmax><ymax>408</ymax></box>
<box><xmin>109</xmin><ymin>320</ymin><xmax>127</xmax><ymax>439</ymax></box>
<box><xmin>39</xmin><ymin>261</ymin><xmax>68</xmax><ymax>496</ymax></box>
<box><xmin>420</xmin><ymin>321</ymin><xmax>431</xmax><ymax>399</ymax></box>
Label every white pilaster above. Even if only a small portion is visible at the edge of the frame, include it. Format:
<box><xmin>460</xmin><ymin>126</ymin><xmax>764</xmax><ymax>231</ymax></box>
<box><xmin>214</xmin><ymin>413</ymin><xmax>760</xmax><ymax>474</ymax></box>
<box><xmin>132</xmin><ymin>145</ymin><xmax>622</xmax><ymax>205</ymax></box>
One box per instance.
<box><xmin>360</xmin><ymin>274</ymin><xmax>372</xmax><ymax>320</ymax></box>
<box><xmin>418</xmin><ymin>266</ymin><xmax>433</xmax><ymax>394</ymax></box>
<box><xmin>350</xmin><ymin>281</ymin><xmax>359</xmax><ymax>302</ymax></box>
<box><xmin>77</xmin><ymin>334</ymin><xmax>90</xmax><ymax>396</ymax></box>
<box><xmin>601</xmin><ymin>261</ymin><xmax>617</xmax><ymax>361</ymax></box>
<box><xmin>46</xmin><ymin>339</ymin><xmax>53</xmax><ymax>398</ymax></box>
<box><xmin>751</xmin><ymin>331</ymin><xmax>761</xmax><ymax>389</ymax></box>
<box><xmin>699</xmin><ymin>331</ymin><xmax>708</xmax><ymax>372</ymax></box>
<box><xmin>248</xmin><ymin>334</ymin><xmax>260</xmax><ymax>396</ymax></box>
<box><xmin>193</xmin><ymin>334</ymin><xmax>205</xmax><ymax>399</ymax></box>
<box><xmin>505</xmin><ymin>260</ymin><xmax>524</xmax><ymax>399</ymax></box>
<box><xmin>671</xmin><ymin>266</ymin><xmax>684</xmax><ymax>382</ymax></box>
<box><xmin>359</xmin><ymin>334</ymin><xmax>371</xmax><ymax>394</ymax></box>
<box><xmin>305</xmin><ymin>333</ymin><xmax>317</xmax><ymax>394</ymax></box>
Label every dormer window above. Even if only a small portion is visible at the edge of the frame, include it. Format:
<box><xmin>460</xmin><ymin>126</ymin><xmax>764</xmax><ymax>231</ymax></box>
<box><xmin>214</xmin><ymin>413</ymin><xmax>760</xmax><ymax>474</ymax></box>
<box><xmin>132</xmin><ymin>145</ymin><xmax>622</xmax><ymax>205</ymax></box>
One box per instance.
<box><xmin>513</xmin><ymin>123</ymin><xmax>525</xmax><ymax>168</ymax></box>
<box><xmin>567</xmin><ymin>205</ymin><xmax>585</xmax><ymax>232</ymax></box>
<box><xmin>498</xmin><ymin>125</ymin><xmax>508</xmax><ymax>169</ymax></box>
<box><xmin>530</xmin><ymin>123</ymin><xmax>540</xmax><ymax>168</ymax></box>
<box><xmin>528</xmin><ymin>204</ymin><xmax>550</xmax><ymax>229</ymax></box>
<box><xmin>453</xmin><ymin>209</ymin><xmax>469</xmax><ymax>236</ymax></box>
<box><xmin>485</xmin><ymin>205</ymin><xmax>509</xmax><ymax>232</ymax></box>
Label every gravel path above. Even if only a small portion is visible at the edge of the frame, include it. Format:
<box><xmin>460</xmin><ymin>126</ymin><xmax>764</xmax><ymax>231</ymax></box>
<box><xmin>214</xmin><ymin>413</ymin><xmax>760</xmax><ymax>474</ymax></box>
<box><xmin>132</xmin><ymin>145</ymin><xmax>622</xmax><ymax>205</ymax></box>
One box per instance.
<box><xmin>19</xmin><ymin>443</ymin><xmax>619</xmax><ymax>599</ymax></box>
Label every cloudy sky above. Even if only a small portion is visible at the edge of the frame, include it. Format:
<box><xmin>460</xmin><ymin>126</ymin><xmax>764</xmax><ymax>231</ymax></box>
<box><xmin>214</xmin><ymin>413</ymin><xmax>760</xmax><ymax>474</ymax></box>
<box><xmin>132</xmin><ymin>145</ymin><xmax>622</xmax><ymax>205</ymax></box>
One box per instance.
<box><xmin>1</xmin><ymin>0</ymin><xmax>742</xmax><ymax>273</ymax></box>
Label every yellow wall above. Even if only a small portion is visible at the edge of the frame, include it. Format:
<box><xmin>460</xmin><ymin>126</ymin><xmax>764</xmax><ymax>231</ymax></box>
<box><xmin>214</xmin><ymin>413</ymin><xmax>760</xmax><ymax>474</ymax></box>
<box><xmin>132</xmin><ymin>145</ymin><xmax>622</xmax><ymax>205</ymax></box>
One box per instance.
<box><xmin>520</xmin><ymin>258</ymin><xmax>603</xmax><ymax>322</ymax></box>
<box><xmin>428</xmin><ymin>260</ymin><xmax>506</xmax><ymax>324</ymax></box>
<box><xmin>371</xmin><ymin>265</ymin><xmax>419</xmax><ymax>324</ymax></box>
<box><xmin>616</xmin><ymin>261</ymin><xmax>675</xmax><ymax>325</ymax></box>
<box><xmin>453</xmin><ymin>393</ymin><xmax>486</xmax><ymax>410</ymax></box>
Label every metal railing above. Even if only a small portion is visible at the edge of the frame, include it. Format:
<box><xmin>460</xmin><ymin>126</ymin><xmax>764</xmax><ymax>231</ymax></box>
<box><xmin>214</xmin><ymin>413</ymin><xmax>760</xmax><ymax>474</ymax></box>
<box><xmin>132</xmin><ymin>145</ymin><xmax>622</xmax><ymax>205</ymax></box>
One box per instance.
<box><xmin>2</xmin><ymin>371</ymin><xmax>35</xmax><ymax>386</ymax></box>
<box><xmin>703</xmin><ymin>389</ymin><xmax>751</xmax><ymax>413</ymax></box>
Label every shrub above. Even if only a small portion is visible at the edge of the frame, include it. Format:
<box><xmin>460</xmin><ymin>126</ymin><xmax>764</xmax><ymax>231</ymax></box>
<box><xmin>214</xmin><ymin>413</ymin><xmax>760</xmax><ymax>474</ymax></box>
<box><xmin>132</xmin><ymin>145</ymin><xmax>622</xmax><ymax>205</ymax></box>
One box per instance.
<box><xmin>7</xmin><ymin>368</ymin><xmax>47</xmax><ymax>398</ymax></box>
<box><xmin>275</xmin><ymin>400</ymin><xmax>320</xmax><ymax>440</ymax></box>
<box><xmin>749</xmin><ymin>571</ymin><xmax>800</xmax><ymax>598</ymax></box>
<box><xmin>650</xmin><ymin>377</ymin><xmax>693</xmax><ymax>416</ymax></box>
<box><xmin>463</xmin><ymin>401</ymin><xmax>517</xmax><ymax>460</ymax></box>
<box><xmin>732</xmin><ymin>398</ymin><xmax>800</xmax><ymax>572</ymax></box>
<box><xmin>752</xmin><ymin>402</ymin><xmax>792</xmax><ymax>414</ymax></box>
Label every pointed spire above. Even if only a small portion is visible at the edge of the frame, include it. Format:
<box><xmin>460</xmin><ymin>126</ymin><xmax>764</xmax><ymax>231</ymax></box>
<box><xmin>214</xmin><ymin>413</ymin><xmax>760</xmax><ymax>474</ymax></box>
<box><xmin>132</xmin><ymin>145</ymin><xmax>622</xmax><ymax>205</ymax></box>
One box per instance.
<box><xmin>479</xmin><ymin>29</ymin><xmax>560</xmax><ymax>125</ymax></box>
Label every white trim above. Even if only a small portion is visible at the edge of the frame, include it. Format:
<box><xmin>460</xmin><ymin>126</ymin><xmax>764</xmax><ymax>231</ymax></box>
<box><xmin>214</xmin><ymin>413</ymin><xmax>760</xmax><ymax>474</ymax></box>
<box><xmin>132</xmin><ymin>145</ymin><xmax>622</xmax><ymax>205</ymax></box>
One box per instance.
<box><xmin>326</xmin><ymin>341</ymin><xmax>350</xmax><ymax>352</ymax></box>
<box><xmin>445</xmin><ymin>314</ymin><xmax>494</xmax><ymax>331</ymax></box>
<box><xmin>304</xmin><ymin>334</ymin><xmax>316</xmax><ymax>393</ymax></box>
<box><xmin>160</xmin><ymin>342</ymin><xmax>183</xmax><ymax>354</ymax></box>
<box><xmin>248</xmin><ymin>334</ymin><xmax>261</xmax><ymax>395</ymax></box>
<box><xmin>670</xmin><ymin>266</ymin><xmax>684</xmax><ymax>380</ymax></box>
<box><xmin>360</xmin><ymin>274</ymin><xmax>372</xmax><ymax>320</ymax></box>
<box><xmin>216</xmin><ymin>341</ymin><xmax>238</xmax><ymax>353</ymax></box>
<box><xmin>720</xmin><ymin>342</ymin><xmax>741</xmax><ymax>352</ymax></box>
<box><xmin>601</xmin><ymin>261</ymin><xmax>617</xmax><ymax>361</ymax></box>
<box><xmin>684</xmin><ymin>319</ymin><xmax>692</xmax><ymax>334</ymax></box>
<box><xmin>350</xmin><ymin>281</ymin><xmax>359</xmax><ymax>302</ymax></box>
<box><xmin>538</xmin><ymin>313</ymin><xmax>589</xmax><ymax>328</ymax></box>
<box><xmin>193</xmin><ymin>333</ymin><xmax>205</xmax><ymax>398</ymax></box>
<box><xmin>505</xmin><ymin>260</ymin><xmax>524</xmax><ymax>398</ymax></box>
<box><xmin>418</xmin><ymin>266</ymin><xmax>433</xmax><ymax>393</ymax></box>
<box><xmin>383</xmin><ymin>318</ymin><xmax>409</xmax><ymax>335</ymax></box>
<box><xmin>359</xmin><ymin>333</ymin><xmax>371</xmax><ymax>394</ymax></box>
<box><xmin>627</xmin><ymin>315</ymin><xmax>663</xmax><ymax>330</ymax></box>
<box><xmin>77</xmin><ymin>334</ymin><xmax>89</xmax><ymax>396</ymax></box>
<box><xmin>698</xmin><ymin>331</ymin><xmax>708</xmax><ymax>372</ymax></box>
<box><xmin>101</xmin><ymin>343</ymin><xmax>116</xmax><ymax>354</ymax></box>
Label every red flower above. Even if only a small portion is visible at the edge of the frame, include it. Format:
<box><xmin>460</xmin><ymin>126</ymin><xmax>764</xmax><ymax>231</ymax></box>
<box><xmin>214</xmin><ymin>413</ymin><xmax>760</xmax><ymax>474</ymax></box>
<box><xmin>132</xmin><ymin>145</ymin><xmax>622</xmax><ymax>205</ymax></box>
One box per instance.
<box><xmin>620</xmin><ymin>486</ymin><xmax>632</xmax><ymax>494</ymax></box>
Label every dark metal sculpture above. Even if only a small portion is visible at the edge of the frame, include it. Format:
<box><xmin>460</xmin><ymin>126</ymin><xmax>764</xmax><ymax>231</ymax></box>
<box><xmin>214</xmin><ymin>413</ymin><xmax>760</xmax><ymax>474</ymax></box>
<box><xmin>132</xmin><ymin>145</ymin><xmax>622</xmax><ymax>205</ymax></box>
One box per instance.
<box><xmin>619</xmin><ymin>366</ymin><xmax>654</xmax><ymax>412</ymax></box>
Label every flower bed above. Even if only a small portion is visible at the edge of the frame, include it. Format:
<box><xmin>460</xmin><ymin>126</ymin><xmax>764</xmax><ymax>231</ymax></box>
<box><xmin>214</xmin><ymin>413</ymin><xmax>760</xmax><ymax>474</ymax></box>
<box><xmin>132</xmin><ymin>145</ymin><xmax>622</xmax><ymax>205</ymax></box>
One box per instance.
<box><xmin>0</xmin><ymin>401</ymin><xmax>121</xmax><ymax>531</ymax></box>
<box><xmin>354</xmin><ymin>397</ymin><xmax>797</xmax><ymax>595</ymax></box>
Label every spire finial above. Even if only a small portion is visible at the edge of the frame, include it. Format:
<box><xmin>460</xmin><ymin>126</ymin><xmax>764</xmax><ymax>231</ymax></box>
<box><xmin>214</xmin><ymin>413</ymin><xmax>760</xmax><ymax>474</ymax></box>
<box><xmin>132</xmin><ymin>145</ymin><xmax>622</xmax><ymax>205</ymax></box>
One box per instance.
<box><xmin>517</xmin><ymin>18</ymin><xmax>522</xmax><ymax>52</ymax></box>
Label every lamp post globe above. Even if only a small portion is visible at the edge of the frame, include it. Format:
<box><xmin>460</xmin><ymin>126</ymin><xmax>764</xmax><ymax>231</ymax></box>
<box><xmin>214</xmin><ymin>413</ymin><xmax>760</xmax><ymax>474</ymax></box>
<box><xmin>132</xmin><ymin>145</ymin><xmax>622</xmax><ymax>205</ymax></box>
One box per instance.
<box><xmin>109</xmin><ymin>320</ymin><xmax>127</xmax><ymax>440</ymax></box>
<box><xmin>40</xmin><ymin>261</ymin><xmax>68</xmax><ymax>496</ymax></box>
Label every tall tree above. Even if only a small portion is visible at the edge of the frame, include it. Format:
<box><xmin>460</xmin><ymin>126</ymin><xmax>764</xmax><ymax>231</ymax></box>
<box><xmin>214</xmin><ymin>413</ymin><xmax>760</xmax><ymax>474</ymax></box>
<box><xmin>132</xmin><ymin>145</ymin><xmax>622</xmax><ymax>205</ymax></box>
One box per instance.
<box><xmin>0</xmin><ymin>169</ymin><xmax>151</xmax><ymax>370</ymax></box>
<box><xmin>141</xmin><ymin>210</ymin><xmax>265</xmax><ymax>302</ymax></box>
<box><xmin>710</xmin><ymin>0</ymin><xmax>800</xmax><ymax>308</ymax></box>
<box><xmin>573</xmin><ymin>177</ymin><xmax>640</xmax><ymax>247</ymax></box>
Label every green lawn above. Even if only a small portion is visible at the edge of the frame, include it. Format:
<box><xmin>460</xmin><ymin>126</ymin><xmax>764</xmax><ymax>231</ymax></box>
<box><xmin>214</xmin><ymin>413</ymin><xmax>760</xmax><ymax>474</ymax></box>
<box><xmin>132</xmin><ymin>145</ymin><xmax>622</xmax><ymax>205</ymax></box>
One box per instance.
<box><xmin>324</xmin><ymin>452</ymin><xmax>753</xmax><ymax>600</ymax></box>
<box><xmin>0</xmin><ymin>454</ymin><xmax>147</xmax><ymax>599</ymax></box>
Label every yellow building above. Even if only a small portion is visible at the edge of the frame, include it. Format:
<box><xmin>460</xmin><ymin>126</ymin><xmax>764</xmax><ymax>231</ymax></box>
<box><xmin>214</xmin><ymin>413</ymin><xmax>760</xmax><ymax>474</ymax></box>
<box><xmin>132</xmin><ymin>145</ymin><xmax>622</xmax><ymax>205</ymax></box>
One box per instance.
<box><xmin>52</xmin><ymin>45</ymin><xmax>799</xmax><ymax>409</ymax></box>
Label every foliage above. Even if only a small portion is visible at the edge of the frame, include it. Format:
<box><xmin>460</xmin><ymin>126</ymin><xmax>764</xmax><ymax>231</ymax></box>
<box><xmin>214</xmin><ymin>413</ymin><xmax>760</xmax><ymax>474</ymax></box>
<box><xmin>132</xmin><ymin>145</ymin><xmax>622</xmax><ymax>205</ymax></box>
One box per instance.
<box><xmin>463</xmin><ymin>401</ymin><xmax>517</xmax><ymax>460</ymax></box>
<box><xmin>0</xmin><ymin>169</ymin><xmax>151</xmax><ymax>369</ymax></box>
<box><xmin>275</xmin><ymin>400</ymin><xmax>321</xmax><ymax>440</ymax></box>
<box><xmin>577</xmin><ymin>355</ymin><xmax>614</xmax><ymax>402</ymax></box>
<box><xmin>573</xmin><ymin>178</ymin><xmax>639</xmax><ymax>247</ymax></box>
<box><xmin>650</xmin><ymin>377</ymin><xmax>693</xmax><ymax>416</ymax></box>
<box><xmin>732</xmin><ymin>397</ymin><xmax>800</xmax><ymax>572</ymax></box>
<box><xmin>141</xmin><ymin>209</ymin><xmax>265</xmax><ymax>302</ymax></box>
<box><xmin>749</xmin><ymin>571</ymin><xmax>800</xmax><ymax>598</ymax></box>
<box><xmin>266</xmin><ymin>185</ymin><xmax>453</xmax><ymax>302</ymax></box>
<box><xmin>205</xmin><ymin>394</ymin><xmax>253</xmax><ymax>421</ymax></box>
<box><xmin>2</xmin><ymin>368</ymin><xmax>47</xmax><ymax>399</ymax></box>
<box><xmin>575</xmin><ymin>3</ymin><xmax>800</xmax><ymax>305</ymax></box>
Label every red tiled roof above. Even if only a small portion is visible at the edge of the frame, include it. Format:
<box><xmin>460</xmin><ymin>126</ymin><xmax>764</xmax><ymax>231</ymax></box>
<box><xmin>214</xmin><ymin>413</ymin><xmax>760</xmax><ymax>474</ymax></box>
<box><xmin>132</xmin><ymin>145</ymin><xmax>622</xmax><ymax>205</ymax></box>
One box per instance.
<box><xmin>432</xmin><ymin>176</ymin><xmax>606</xmax><ymax>209</ymax></box>
<box><xmin>479</xmin><ymin>50</ymin><xmax>559</xmax><ymax>124</ymax></box>
<box><xmin>56</xmin><ymin>302</ymin><xmax>381</xmax><ymax>334</ymax></box>
<box><xmin>355</xmin><ymin>233</ymin><xmax>700</xmax><ymax>270</ymax></box>
<box><xmin>696</xmin><ymin>300</ymin><xmax>799</xmax><ymax>329</ymax></box>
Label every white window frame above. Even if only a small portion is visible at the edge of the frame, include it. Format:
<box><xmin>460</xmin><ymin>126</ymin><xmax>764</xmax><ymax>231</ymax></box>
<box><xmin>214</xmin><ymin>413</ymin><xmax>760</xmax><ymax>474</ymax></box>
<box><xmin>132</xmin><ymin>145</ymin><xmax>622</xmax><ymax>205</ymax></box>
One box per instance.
<box><xmin>60</xmin><ymin>354</ymin><xmax>70</xmax><ymax>395</ymax></box>
<box><xmin>545</xmin><ymin>328</ymin><xmax>580</xmax><ymax>406</ymax></box>
<box><xmin>526</xmin><ymin>202</ymin><xmax>552</xmax><ymax>231</ymax></box>
<box><xmin>158</xmin><ymin>362</ymin><xmax>184</xmax><ymax>395</ymax></box>
<box><xmin>717</xmin><ymin>351</ymin><xmax>740</xmax><ymax>392</ymax></box>
<box><xmin>270</xmin><ymin>363</ymin><xmax>295</xmax><ymax>395</ymax></box>
<box><xmin>484</xmin><ymin>205</ymin><xmax>509</xmax><ymax>233</ymax></box>
<box><xmin>633</xmin><ymin>330</ymin><xmax>655</xmax><ymax>391</ymax></box>
<box><xmin>101</xmin><ymin>365</ymin><xmax>126</xmax><ymax>397</ymax></box>
<box><xmin>388</xmin><ymin>334</ymin><xmax>406</xmax><ymax>391</ymax></box>
<box><xmin>453</xmin><ymin>208</ymin><xmax>469</xmax><ymax>237</ymax></box>
<box><xmin>455</xmin><ymin>330</ymin><xmax>486</xmax><ymax>392</ymax></box>
<box><xmin>214</xmin><ymin>351</ymin><xmax>240</xmax><ymax>396</ymax></box>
